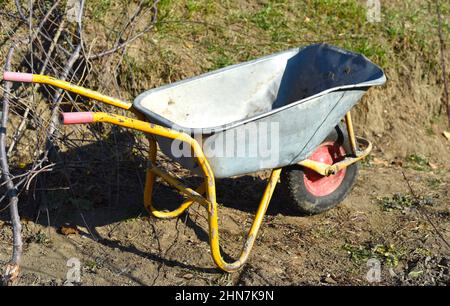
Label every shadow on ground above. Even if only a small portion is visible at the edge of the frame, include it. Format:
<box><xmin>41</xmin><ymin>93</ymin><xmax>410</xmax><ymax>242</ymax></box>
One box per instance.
<box><xmin>0</xmin><ymin>130</ymin><xmax>289</xmax><ymax>274</ymax></box>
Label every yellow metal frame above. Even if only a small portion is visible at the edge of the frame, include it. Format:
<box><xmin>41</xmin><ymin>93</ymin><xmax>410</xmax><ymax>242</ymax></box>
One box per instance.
<box><xmin>297</xmin><ymin>113</ymin><xmax>371</xmax><ymax>176</ymax></box>
<box><xmin>32</xmin><ymin>74</ymin><xmax>133</xmax><ymax>110</ymax></box>
<box><xmin>87</xmin><ymin>112</ymin><xmax>281</xmax><ymax>272</ymax></box>
<box><xmin>28</xmin><ymin>75</ymin><xmax>371</xmax><ymax>272</ymax></box>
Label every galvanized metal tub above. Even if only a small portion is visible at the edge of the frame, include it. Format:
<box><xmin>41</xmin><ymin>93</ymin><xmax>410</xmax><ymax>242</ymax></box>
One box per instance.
<box><xmin>133</xmin><ymin>43</ymin><xmax>386</xmax><ymax>178</ymax></box>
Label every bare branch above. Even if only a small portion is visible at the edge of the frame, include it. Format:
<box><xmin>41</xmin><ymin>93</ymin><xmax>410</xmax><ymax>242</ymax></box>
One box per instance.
<box><xmin>88</xmin><ymin>0</ymin><xmax>160</xmax><ymax>60</ymax></box>
<box><xmin>434</xmin><ymin>0</ymin><xmax>449</xmax><ymax>124</ymax></box>
<box><xmin>15</xmin><ymin>0</ymin><xmax>28</xmax><ymax>22</ymax></box>
<box><xmin>1</xmin><ymin>45</ymin><xmax>23</xmax><ymax>285</ymax></box>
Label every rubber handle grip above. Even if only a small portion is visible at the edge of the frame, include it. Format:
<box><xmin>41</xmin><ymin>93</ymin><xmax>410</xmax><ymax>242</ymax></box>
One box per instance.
<box><xmin>60</xmin><ymin>112</ymin><xmax>94</xmax><ymax>124</ymax></box>
<box><xmin>2</xmin><ymin>72</ymin><xmax>33</xmax><ymax>83</ymax></box>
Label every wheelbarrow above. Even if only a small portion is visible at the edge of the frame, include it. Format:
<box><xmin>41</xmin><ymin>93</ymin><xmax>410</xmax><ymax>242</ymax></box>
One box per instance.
<box><xmin>2</xmin><ymin>43</ymin><xmax>386</xmax><ymax>272</ymax></box>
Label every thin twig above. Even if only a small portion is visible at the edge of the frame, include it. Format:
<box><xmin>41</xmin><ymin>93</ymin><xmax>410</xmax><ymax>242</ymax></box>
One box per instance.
<box><xmin>401</xmin><ymin>171</ymin><xmax>450</xmax><ymax>249</ymax></box>
<box><xmin>15</xmin><ymin>0</ymin><xmax>28</xmax><ymax>22</ymax></box>
<box><xmin>88</xmin><ymin>1</ymin><xmax>159</xmax><ymax>61</ymax></box>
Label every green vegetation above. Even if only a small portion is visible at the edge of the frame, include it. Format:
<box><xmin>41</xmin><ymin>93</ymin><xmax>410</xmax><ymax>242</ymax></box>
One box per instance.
<box><xmin>405</xmin><ymin>154</ymin><xmax>430</xmax><ymax>171</ymax></box>
<box><xmin>412</xmin><ymin>247</ymin><xmax>432</xmax><ymax>257</ymax></box>
<box><xmin>82</xmin><ymin>0</ymin><xmax>447</xmax><ymax>93</ymax></box>
<box><xmin>29</xmin><ymin>231</ymin><xmax>51</xmax><ymax>245</ymax></box>
<box><xmin>90</xmin><ymin>0</ymin><xmax>112</xmax><ymax>21</ymax></box>
<box><xmin>343</xmin><ymin>242</ymin><xmax>404</xmax><ymax>267</ymax></box>
<box><xmin>378</xmin><ymin>193</ymin><xmax>434</xmax><ymax>211</ymax></box>
<box><xmin>426</xmin><ymin>177</ymin><xmax>442</xmax><ymax>189</ymax></box>
<box><xmin>425</xmin><ymin>126</ymin><xmax>435</xmax><ymax>136</ymax></box>
<box><xmin>85</xmin><ymin>258</ymin><xmax>103</xmax><ymax>273</ymax></box>
<box><xmin>360</xmin><ymin>154</ymin><xmax>374</xmax><ymax>168</ymax></box>
<box><xmin>42</xmin><ymin>190</ymin><xmax>93</xmax><ymax>211</ymax></box>
<box><xmin>211</xmin><ymin>53</ymin><xmax>234</xmax><ymax>70</ymax></box>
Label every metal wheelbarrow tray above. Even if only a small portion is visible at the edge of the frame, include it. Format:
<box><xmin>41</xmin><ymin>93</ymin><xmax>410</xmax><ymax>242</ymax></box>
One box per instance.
<box><xmin>3</xmin><ymin>43</ymin><xmax>386</xmax><ymax>272</ymax></box>
<box><xmin>133</xmin><ymin>43</ymin><xmax>385</xmax><ymax>178</ymax></box>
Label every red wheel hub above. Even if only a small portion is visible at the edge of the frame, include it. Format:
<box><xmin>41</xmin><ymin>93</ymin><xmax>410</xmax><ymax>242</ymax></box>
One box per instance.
<box><xmin>303</xmin><ymin>141</ymin><xmax>347</xmax><ymax>197</ymax></box>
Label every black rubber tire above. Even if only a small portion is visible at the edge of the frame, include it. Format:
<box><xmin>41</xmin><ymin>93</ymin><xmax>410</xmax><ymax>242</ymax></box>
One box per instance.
<box><xmin>280</xmin><ymin>122</ymin><xmax>359</xmax><ymax>215</ymax></box>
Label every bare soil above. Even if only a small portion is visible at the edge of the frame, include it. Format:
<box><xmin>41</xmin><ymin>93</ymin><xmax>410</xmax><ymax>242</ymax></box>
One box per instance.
<box><xmin>1</xmin><ymin>157</ymin><xmax>449</xmax><ymax>285</ymax></box>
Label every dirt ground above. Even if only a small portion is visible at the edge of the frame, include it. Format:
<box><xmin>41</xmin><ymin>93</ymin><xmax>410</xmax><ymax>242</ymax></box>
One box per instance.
<box><xmin>1</xmin><ymin>152</ymin><xmax>449</xmax><ymax>285</ymax></box>
<box><xmin>0</xmin><ymin>0</ymin><xmax>449</xmax><ymax>286</ymax></box>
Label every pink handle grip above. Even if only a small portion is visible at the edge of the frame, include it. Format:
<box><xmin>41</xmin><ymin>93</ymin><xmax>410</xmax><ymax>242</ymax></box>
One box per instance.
<box><xmin>2</xmin><ymin>72</ymin><xmax>33</xmax><ymax>83</ymax></box>
<box><xmin>60</xmin><ymin>112</ymin><xmax>94</xmax><ymax>125</ymax></box>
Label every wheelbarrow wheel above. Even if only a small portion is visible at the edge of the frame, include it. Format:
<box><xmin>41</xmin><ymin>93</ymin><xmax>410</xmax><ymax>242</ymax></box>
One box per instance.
<box><xmin>280</xmin><ymin>123</ymin><xmax>359</xmax><ymax>215</ymax></box>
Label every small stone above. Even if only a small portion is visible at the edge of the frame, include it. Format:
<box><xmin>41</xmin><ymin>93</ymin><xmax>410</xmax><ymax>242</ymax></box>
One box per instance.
<box><xmin>443</xmin><ymin>131</ymin><xmax>450</xmax><ymax>141</ymax></box>
<box><xmin>322</xmin><ymin>274</ymin><xmax>337</xmax><ymax>284</ymax></box>
<box><xmin>183</xmin><ymin>273</ymin><xmax>194</xmax><ymax>280</ymax></box>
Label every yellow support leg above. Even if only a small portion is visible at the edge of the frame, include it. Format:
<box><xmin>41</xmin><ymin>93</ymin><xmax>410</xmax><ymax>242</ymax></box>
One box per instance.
<box><xmin>143</xmin><ymin>137</ymin><xmax>207</xmax><ymax>218</ymax></box>
<box><xmin>344</xmin><ymin>111</ymin><xmax>357</xmax><ymax>155</ymax></box>
<box><xmin>208</xmin><ymin>168</ymin><xmax>281</xmax><ymax>272</ymax></box>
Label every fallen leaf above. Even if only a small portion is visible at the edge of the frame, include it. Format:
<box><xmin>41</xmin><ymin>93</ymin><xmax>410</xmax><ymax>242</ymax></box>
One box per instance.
<box><xmin>60</xmin><ymin>224</ymin><xmax>79</xmax><ymax>236</ymax></box>
<box><xmin>372</xmin><ymin>157</ymin><xmax>389</xmax><ymax>166</ymax></box>
<box><xmin>183</xmin><ymin>41</ymin><xmax>193</xmax><ymax>49</ymax></box>
<box><xmin>428</xmin><ymin>162</ymin><xmax>438</xmax><ymax>170</ymax></box>
<box><xmin>443</xmin><ymin>131</ymin><xmax>450</xmax><ymax>141</ymax></box>
<box><xmin>408</xmin><ymin>270</ymin><xmax>423</xmax><ymax>279</ymax></box>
